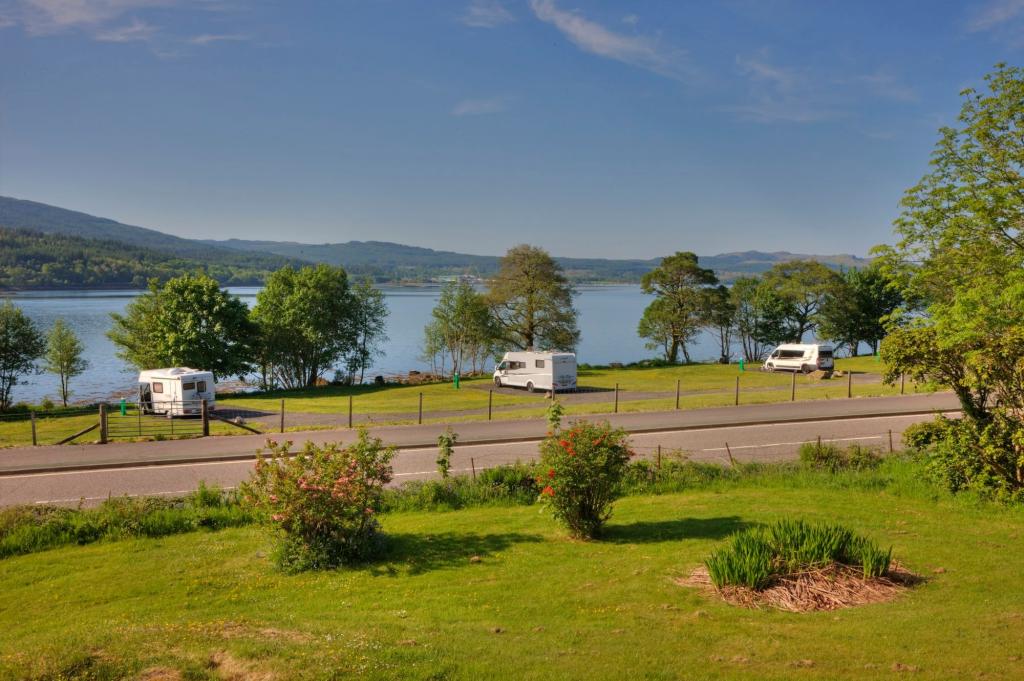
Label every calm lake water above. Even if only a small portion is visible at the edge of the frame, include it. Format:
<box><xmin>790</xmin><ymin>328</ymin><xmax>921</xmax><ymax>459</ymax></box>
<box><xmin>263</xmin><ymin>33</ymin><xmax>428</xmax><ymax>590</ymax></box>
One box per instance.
<box><xmin>6</xmin><ymin>285</ymin><xmax>725</xmax><ymax>405</ymax></box>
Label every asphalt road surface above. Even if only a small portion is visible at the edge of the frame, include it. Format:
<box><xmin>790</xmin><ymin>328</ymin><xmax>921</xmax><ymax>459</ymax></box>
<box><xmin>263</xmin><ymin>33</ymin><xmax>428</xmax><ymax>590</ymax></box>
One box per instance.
<box><xmin>0</xmin><ymin>411</ymin><xmax>942</xmax><ymax>507</ymax></box>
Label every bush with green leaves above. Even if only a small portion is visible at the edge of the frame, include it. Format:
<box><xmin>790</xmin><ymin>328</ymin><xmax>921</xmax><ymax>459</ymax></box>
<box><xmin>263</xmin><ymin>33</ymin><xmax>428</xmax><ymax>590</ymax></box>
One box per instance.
<box><xmin>242</xmin><ymin>431</ymin><xmax>395</xmax><ymax>571</ymax></box>
<box><xmin>537</xmin><ymin>420</ymin><xmax>634</xmax><ymax>539</ymax></box>
<box><xmin>906</xmin><ymin>413</ymin><xmax>1024</xmax><ymax>503</ymax></box>
<box><xmin>705</xmin><ymin>519</ymin><xmax>893</xmax><ymax>590</ymax></box>
<box><xmin>799</xmin><ymin>440</ymin><xmax>883</xmax><ymax>473</ymax></box>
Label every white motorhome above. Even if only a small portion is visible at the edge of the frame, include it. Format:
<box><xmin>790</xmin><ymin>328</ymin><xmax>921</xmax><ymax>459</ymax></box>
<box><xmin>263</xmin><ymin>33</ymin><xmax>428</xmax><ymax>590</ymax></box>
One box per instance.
<box><xmin>763</xmin><ymin>344</ymin><xmax>834</xmax><ymax>374</ymax></box>
<box><xmin>138</xmin><ymin>367</ymin><xmax>215</xmax><ymax>416</ymax></box>
<box><xmin>493</xmin><ymin>351</ymin><xmax>577</xmax><ymax>393</ymax></box>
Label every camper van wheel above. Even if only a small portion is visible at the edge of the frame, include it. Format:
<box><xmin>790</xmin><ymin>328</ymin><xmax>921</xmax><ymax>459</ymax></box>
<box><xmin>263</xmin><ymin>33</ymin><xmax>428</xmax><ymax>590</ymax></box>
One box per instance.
<box><xmin>766</xmin><ymin>363</ymin><xmax>775</xmax><ymax>372</ymax></box>
<box><xmin>801</xmin><ymin>364</ymin><xmax>813</xmax><ymax>374</ymax></box>
<box><xmin>526</xmin><ymin>381</ymin><xmax>535</xmax><ymax>393</ymax></box>
<box><xmin>493</xmin><ymin>377</ymin><xmax>502</xmax><ymax>388</ymax></box>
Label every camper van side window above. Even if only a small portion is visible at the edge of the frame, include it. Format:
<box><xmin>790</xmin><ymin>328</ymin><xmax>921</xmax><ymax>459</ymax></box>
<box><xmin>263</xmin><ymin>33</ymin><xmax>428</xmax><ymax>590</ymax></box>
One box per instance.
<box><xmin>535</xmin><ymin>360</ymin><xmax>545</xmax><ymax>368</ymax></box>
<box><xmin>196</xmin><ymin>380</ymin><xmax>207</xmax><ymax>392</ymax></box>
<box><xmin>182</xmin><ymin>382</ymin><xmax>195</xmax><ymax>391</ymax></box>
<box><xmin>152</xmin><ymin>382</ymin><xmax>164</xmax><ymax>394</ymax></box>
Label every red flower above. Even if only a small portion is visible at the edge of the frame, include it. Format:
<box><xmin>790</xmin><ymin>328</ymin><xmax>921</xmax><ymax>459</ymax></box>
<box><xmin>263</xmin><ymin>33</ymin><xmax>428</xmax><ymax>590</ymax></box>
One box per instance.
<box><xmin>541</xmin><ymin>485</ymin><xmax>555</xmax><ymax>497</ymax></box>
<box><xmin>547</xmin><ymin>468</ymin><xmax>555</xmax><ymax>479</ymax></box>
<box><xmin>559</xmin><ymin>439</ymin><xmax>570</xmax><ymax>449</ymax></box>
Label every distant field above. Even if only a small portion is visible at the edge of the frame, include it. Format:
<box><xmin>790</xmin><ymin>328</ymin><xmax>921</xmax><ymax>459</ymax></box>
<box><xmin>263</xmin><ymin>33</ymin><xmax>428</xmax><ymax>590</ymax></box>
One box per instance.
<box><xmin>1</xmin><ymin>461</ymin><xmax>1021</xmax><ymax>680</ymax></box>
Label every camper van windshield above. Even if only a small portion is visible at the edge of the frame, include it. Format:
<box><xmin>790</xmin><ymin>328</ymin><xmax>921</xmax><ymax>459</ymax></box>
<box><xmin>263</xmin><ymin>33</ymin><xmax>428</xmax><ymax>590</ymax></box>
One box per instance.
<box><xmin>197</xmin><ymin>380</ymin><xmax>207</xmax><ymax>392</ymax></box>
<box><xmin>182</xmin><ymin>382</ymin><xmax>195</xmax><ymax>391</ymax></box>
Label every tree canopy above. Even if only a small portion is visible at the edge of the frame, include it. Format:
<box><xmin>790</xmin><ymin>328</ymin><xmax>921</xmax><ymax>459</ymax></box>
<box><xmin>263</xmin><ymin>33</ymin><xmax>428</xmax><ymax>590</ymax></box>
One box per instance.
<box><xmin>638</xmin><ymin>252</ymin><xmax>719</xmax><ymax>364</ymax></box>
<box><xmin>0</xmin><ymin>301</ymin><xmax>45</xmax><ymax>410</ymax></box>
<box><xmin>487</xmin><ymin>245</ymin><xmax>579</xmax><ymax>351</ymax></box>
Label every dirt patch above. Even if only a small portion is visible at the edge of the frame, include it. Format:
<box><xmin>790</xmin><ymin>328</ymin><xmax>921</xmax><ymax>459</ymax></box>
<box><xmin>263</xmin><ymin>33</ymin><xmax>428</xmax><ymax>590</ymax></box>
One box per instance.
<box><xmin>208</xmin><ymin>651</ymin><xmax>277</xmax><ymax>681</ymax></box>
<box><xmin>677</xmin><ymin>563</ymin><xmax>921</xmax><ymax>612</ymax></box>
<box><xmin>135</xmin><ymin>667</ymin><xmax>183</xmax><ymax>681</ymax></box>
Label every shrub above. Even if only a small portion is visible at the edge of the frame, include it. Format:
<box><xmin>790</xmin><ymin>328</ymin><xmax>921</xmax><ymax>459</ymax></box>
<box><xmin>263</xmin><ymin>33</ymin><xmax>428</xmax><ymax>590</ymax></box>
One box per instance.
<box><xmin>537</xmin><ymin>420</ymin><xmax>634</xmax><ymax>539</ymax></box>
<box><xmin>241</xmin><ymin>431</ymin><xmax>395</xmax><ymax>572</ymax></box>
<box><xmin>799</xmin><ymin>440</ymin><xmax>883</xmax><ymax>473</ymax></box>
<box><xmin>902</xmin><ymin>418</ymin><xmax>954</xmax><ymax>451</ymax></box>
<box><xmin>705</xmin><ymin>519</ymin><xmax>892</xmax><ymax>590</ymax></box>
<box><xmin>913</xmin><ymin>413</ymin><xmax>1024</xmax><ymax>503</ymax></box>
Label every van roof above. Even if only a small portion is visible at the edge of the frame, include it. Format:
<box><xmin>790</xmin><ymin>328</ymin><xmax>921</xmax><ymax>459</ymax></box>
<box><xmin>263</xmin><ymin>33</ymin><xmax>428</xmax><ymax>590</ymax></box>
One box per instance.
<box><xmin>138</xmin><ymin>367</ymin><xmax>212</xmax><ymax>379</ymax></box>
<box><xmin>776</xmin><ymin>343</ymin><xmax>833</xmax><ymax>350</ymax></box>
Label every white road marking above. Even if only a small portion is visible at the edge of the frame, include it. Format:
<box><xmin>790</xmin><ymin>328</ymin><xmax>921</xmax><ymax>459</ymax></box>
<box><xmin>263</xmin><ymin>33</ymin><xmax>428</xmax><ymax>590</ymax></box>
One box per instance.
<box><xmin>701</xmin><ymin>435</ymin><xmax>884</xmax><ymax>452</ymax></box>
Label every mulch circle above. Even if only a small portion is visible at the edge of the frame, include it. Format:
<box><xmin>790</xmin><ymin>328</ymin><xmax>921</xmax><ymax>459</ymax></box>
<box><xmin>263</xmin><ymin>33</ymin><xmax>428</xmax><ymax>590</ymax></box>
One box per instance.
<box><xmin>677</xmin><ymin>562</ymin><xmax>922</xmax><ymax>612</ymax></box>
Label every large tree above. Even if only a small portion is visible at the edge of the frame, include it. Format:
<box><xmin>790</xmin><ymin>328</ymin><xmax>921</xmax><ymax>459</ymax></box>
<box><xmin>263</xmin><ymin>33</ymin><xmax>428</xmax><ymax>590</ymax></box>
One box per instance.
<box><xmin>487</xmin><ymin>245</ymin><xmax>579</xmax><ymax>351</ymax></box>
<box><xmin>423</xmin><ymin>280</ymin><xmax>498</xmax><ymax>378</ymax></box>
<box><xmin>730</xmin><ymin>277</ymin><xmax>794</xmax><ymax>362</ymax></box>
<box><xmin>876</xmin><ymin>64</ymin><xmax>1024</xmax><ymax>497</ymax></box>
<box><xmin>344</xmin><ymin>278</ymin><xmax>389</xmax><ymax>384</ymax></box>
<box><xmin>109</xmin><ymin>274</ymin><xmax>254</xmax><ymax>379</ymax></box>
<box><xmin>0</xmin><ymin>301</ymin><xmax>45</xmax><ymax>411</ymax></box>
<box><xmin>252</xmin><ymin>264</ymin><xmax>357</xmax><ymax>388</ymax></box>
<box><xmin>818</xmin><ymin>264</ymin><xmax>903</xmax><ymax>356</ymax></box>
<box><xmin>44</xmin><ymin>318</ymin><xmax>89</xmax><ymax>407</ymax></box>
<box><xmin>762</xmin><ymin>260</ymin><xmax>843</xmax><ymax>342</ymax></box>
<box><xmin>638</xmin><ymin>252</ymin><xmax>718</xmax><ymax>364</ymax></box>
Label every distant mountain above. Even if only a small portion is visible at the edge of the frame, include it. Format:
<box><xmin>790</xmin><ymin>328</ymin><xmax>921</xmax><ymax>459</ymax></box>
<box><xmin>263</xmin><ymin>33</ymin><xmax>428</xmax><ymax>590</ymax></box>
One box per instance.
<box><xmin>0</xmin><ymin>196</ymin><xmax>300</xmax><ymax>273</ymax></box>
<box><xmin>207</xmin><ymin>238</ymin><xmax>870</xmax><ymax>282</ymax></box>
<box><xmin>0</xmin><ymin>195</ymin><xmax>871</xmax><ymax>288</ymax></box>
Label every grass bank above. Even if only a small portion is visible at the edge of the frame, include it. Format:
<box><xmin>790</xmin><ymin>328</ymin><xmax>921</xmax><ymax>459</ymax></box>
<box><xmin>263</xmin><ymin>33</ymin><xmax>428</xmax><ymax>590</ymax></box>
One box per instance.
<box><xmin>2</xmin><ymin>459</ymin><xmax>1021</xmax><ymax>680</ymax></box>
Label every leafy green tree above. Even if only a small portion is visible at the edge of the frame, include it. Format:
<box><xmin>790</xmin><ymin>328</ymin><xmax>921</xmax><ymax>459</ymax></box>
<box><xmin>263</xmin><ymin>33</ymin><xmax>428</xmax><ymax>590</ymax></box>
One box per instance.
<box><xmin>763</xmin><ymin>260</ymin><xmax>843</xmax><ymax>341</ymax></box>
<box><xmin>638</xmin><ymin>252</ymin><xmax>718</xmax><ymax>364</ymax></box>
<box><xmin>731</xmin><ymin>277</ymin><xmax>794</xmax><ymax>362</ymax></box>
<box><xmin>818</xmin><ymin>264</ymin><xmax>903</xmax><ymax>356</ymax></box>
<box><xmin>487</xmin><ymin>245</ymin><xmax>579</xmax><ymax>351</ymax></box>
<box><xmin>424</xmin><ymin>280</ymin><xmax>498</xmax><ymax>377</ymax></box>
<box><xmin>252</xmin><ymin>264</ymin><xmax>356</xmax><ymax>388</ymax></box>
<box><xmin>0</xmin><ymin>301</ymin><xmax>45</xmax><ymax>411</ymax></box>
<box><xmin>44</xmin><ymin>318</ymin><xmax>89</xmax><ymax>407</ymax></box>
<box><xmin>344</xmin><ymin>278</ymin><xmax>389</xmax><ymax>384</ymax></box>
<box><xmin>706</xmin><ymin>285</ymin><xmax>735</xmax><ymax>364</ymax></box>
<box><xmin>876</xmin><ymin>64</ymin><xmax>1024</xmax><ymax>497</ymax></box>
<box><xmin>109</xmin><ymin>274</ymin><xmax>254</xmax><ymax>379</ymax></box>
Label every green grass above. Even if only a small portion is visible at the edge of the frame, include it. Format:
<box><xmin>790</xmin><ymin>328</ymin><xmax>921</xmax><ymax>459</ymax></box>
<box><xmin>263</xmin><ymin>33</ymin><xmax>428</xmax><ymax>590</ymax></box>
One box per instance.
<box><xmin>2</xmin><ymin>461</ymin><xmax>1023</xmax><ymax>680</ymax></box>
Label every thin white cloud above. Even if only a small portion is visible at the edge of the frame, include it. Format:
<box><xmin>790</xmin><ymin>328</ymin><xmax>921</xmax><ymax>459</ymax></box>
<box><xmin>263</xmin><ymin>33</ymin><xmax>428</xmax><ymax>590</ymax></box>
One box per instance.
<box><xmin>729</xmin><ymin>53</ymin><xmax>837</xmax><ymax>123</ymax></box>
<box><xmin>452</xmin><ymin>95</ymin><xmax>511</xmax><ymax>116</ymax></box>
<box><xmin>188</xmin><ymin>31</ymin><xmax>247</xmax><ymax>44</ymax></box>
<box><xmin>967</xmin><ymin>0</ymin><xmax>1024</xmax><ymax>31</ymax></box>
<box><xmin>18</xmin><ymin>0</ymin><xmax>172</xmax><ymax>35</ymax></box>
<box><xmin>95</xmin><ymin>17</ymin><xmax>155</xmax><ymax>41</ymax></box>
<box><xmin>529</xmin><ymin>0</ymin><xmax>694</xmax><ymax>81</ymax></box>
<box><xmin>855</xmin><ymin>71</ymin><xmax>918</xmax><ymax>102</ymax></box>
<box><xmin>621</xmin><ymin>14</ymin><xmax>637</xmax><ymax>26</ymax></box>
<box><xmin>0</xmin><ymin>14</ymin><xmax>15</xmax><ymax>27</ymax></box>
<box><xmin>461</xmin><ymin>0</ymin><xmax>513</xmax><ymax>28</ymax></box>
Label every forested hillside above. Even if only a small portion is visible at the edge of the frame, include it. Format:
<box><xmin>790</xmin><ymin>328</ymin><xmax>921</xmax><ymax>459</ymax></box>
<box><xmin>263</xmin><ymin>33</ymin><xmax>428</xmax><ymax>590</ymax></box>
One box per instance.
<box><xmin>0</xmin><ymin>228</ymin><xmax>276</xmax><ymax>289</ymax></box>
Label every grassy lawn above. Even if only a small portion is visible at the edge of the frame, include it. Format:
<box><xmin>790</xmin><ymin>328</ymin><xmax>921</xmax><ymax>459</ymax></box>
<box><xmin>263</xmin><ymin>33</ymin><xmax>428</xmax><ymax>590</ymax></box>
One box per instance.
<box><xmin>2</xmin><ymin>466</ymin><xmax>1022</xmax><ymax>680</ymax></box>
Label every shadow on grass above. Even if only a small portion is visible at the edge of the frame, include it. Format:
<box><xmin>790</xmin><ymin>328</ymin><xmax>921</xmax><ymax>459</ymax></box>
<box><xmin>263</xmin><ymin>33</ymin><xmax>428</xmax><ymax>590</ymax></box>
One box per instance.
<box><xmin>601</xmin><ymin>516</ymin><xmax>747</xmax><ymax>544</ymax></box>
<box><xmin>367</xmin><ymin>531</ymin><xmax>545</xmax><ymax>576</ymax></box>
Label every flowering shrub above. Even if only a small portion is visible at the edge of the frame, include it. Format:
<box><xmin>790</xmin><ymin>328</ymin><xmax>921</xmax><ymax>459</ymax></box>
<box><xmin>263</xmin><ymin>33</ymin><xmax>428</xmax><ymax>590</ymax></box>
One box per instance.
<box><xmin>537</xmin><ymin>420</ymin><xmax>634</xmax><ymax>539</ymax></box>
<box><xmin>241</xmin><ymin>430</ymin><xmax>395</xmax><ymax>572</ymax></box>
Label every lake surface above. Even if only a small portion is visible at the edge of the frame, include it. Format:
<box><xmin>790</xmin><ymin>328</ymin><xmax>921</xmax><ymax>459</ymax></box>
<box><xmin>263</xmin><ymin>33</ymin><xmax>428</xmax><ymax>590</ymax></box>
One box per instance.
<box><xmin>6</xmin><ymin>286</ymin><xmax>726</xmax><ymax>405</ymax></box>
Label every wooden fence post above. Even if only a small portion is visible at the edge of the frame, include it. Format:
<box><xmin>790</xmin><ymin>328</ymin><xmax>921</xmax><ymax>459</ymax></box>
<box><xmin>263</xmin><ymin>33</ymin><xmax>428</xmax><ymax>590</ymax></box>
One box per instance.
<box><xmin>791</xmin><ymin>372</ymin><xmax>796</xmax><ymax>401</ymax></box>
<box><xmin>900</xmin><ymin>373</ymin><xmax>905</xmax><ymax>395</ymax></box>
<box><xmin>657</xmin><ymin>444</ymin><xmax>662</xmax><ymax>469</ymax></box>
<box><xmin>201</xmin><ymin>399</ymin><xmax>210</xmax><ymax>437</ymax></box>
<box><xmin>471</xmin><ymin>457</ymin><xmax>477</xmax><ymax>481</ymax></box>
<box><xmin>848</xmin><ymin>371</ymin><xmax>853</xmax><ymax>399</ymax></box>
<box><xmin>31</xmin><ymin>411</ymin><xmax>37</xmax><ymax>446</ymax></box>
<box><xmin>418</xmin><ymin>392</ymin><xmax>423</xmax><ymax>425</ymax></box>
<box><xmin>488</xmin><ymin>390</ymin><xmax>493</xmax><ymax>421</ymax></box>
<box><xmin>348</xmin><ymin>395</ymin><xmax>353</xmax><ymax>429</ymax></box>
<box><xmin>99</xmin><ymin>403</ymin><xmax>108</xmax><ymax>444</ymax></box>
<box><xmin>675</xmin><ymin>380</ymin><xmax>680</xmax><ymax>410</ymax></box>
<box><xmin>888</xmin><ymin>430</ymin><xmax>894</xmax><ymax>453</ymax></box>
<box><xmin>734</xmin><ymin>376</ymin><xmax>740</xmax><ymax>406</ymax></box>
<box><xmin>614</xmin><ymin>383</ymin><xmax>619</xmax><ymax>414</ymax></box>
<box><xmin>279</xmin><ymin>399</ymin><xmax>285</xmax><ymax>434</ymax></box>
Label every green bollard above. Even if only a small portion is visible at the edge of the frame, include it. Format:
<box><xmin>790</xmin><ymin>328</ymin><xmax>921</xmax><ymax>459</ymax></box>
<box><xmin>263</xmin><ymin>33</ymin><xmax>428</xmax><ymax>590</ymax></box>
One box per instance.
<box><xmin>738</xmin><ymin>358</ymin><xmax>745</xmax><ymax>372</ymax></box>
<box><xmin>454</xmin><ymin>372</ymin><xmax>460</xmax><ymax>389</ymax></box>
<box><xmin>120</xmin><ymin>398</ymin><xmax>127</xmax><ymax>416</ymax></box>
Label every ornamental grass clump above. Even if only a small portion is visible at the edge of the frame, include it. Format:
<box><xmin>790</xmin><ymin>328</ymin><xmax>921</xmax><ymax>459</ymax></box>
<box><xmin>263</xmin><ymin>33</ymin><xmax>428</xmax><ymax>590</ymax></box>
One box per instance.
<box><xmin>705</xmin><ymin>519</ymin><xmax>892</xmax><ymax>590</ymax></box>
<box><xmin>537</xmin><ymin>419</ymin><xmax>634</xmax><ymax>539</ymax></box>
<box><xmin>242</xmin><ymin>430</ymin><xmax>395</xmax><ymax>572</ymax></box>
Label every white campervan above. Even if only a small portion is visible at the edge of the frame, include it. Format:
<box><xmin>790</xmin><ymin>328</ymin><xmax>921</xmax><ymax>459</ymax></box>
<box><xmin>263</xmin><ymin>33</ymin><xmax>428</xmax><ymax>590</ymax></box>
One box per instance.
<box><xmin>763</xmin><ymin>344</ymin><xmax>834</xmax><ymax>374</ymax></box>
<box><xmin>493</xmin><ymin>351</ymin><xmax>577</xmax><ymax>393</ymax></box>
<box><xmin>138</xmin><ymin>367</ymin><xmax>216</xmax><ymax>416</ymax></box>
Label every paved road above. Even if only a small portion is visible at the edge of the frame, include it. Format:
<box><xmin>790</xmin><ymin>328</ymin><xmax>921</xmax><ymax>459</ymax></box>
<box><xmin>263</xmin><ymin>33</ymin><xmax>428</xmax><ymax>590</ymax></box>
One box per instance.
<box><xmin>0</xmin><ymin>392</ymin><xmax>958</xmax><ymax>477</ymax></box>
<box><xmin>0</xmin><ymin>406</ymin><xmax>954</xmax><ymax>507</ymax></box>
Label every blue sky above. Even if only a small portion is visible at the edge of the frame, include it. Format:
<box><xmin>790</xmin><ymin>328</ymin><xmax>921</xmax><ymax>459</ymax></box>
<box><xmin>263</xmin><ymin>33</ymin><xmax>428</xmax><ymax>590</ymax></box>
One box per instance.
<box><xmin>1</xmin><ymin>1</ymin><xmax>1021</xmax><ymax>258</ymax></box>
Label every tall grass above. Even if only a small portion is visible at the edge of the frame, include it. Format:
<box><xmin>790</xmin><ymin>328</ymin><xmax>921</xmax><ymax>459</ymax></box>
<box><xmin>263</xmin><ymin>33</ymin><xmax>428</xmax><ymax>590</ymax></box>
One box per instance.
<box><xmin>705</xmin><ymin>518</ymin><xmax>893</xmax><ymax>590</ymax></box>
